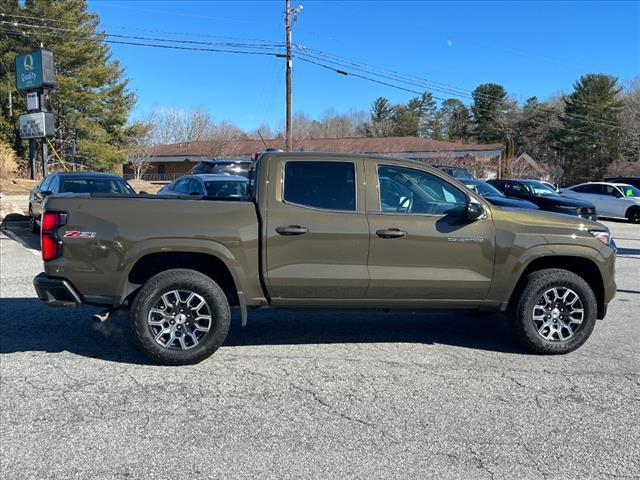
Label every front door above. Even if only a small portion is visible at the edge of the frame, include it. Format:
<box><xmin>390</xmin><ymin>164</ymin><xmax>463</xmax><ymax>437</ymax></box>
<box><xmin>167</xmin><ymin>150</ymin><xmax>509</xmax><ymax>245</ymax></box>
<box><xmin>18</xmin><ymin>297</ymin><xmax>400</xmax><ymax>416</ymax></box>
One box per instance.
<box><xmin>365</xmin><ymin>162</ymin><xmax>495</xmax><ymax>301</ymax></box>
<box><xmin>264</xmin><ymin>157</ymin><xmax>370</xmax><ymax>301</ymax></box>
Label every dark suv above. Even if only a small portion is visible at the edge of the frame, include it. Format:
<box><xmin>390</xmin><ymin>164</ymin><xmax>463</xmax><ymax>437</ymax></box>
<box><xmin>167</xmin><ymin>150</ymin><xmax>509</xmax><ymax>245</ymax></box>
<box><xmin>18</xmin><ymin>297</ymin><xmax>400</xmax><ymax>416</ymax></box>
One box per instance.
<box><xmin>488</xmin><ymin>178</ymin><xmax>597</xmax><ymax>220</ymax></box>
<box><xmin>188</xmin><ymin>159</ymin><xmax>252</xmax><ymax>178</ymax></box>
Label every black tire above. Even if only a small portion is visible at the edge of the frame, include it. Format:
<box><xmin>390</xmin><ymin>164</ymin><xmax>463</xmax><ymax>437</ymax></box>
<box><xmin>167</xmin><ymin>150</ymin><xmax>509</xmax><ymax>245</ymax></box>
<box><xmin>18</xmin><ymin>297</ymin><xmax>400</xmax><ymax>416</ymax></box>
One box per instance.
<box><xmin>29</xmin><ymin>206</ymin><xmax>39</xmax><ymax>234</ymax></box>
<box><xmin>626</xmin><ymin>206</ymin><xmax>640</xmax><ymax>224</ymax></box>
<box><xmin>130</xmin><ymin>269</ymin><xmax>230</xmax><ymax>365</ymax></box>
<box><xmin>509</xmin><ymin>268</ymin><xmax>597</xmax><ymax>355</ymax></box>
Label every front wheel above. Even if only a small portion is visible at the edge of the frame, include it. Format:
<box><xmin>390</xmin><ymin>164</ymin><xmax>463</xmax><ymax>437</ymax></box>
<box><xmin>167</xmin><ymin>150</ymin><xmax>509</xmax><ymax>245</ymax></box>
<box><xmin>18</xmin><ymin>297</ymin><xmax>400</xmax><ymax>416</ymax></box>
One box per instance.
<box><xmin>626</xmin><ymin>206</ymin><xmax>640</xmax><ymax>224</ymax></box>
<box><xmin>509</xmin><ymin>268</ymin><xmax>597</xmax><ymax>354</ymax></box>
<box><xmin>29</xmin><ymin>205</ymin><xmax>39</xmax><ymax>233</ymax></box>
<box><xmin>130</xmin><ymin>269</ymin><xmax>231</xmax><ymax>365</ymax></box>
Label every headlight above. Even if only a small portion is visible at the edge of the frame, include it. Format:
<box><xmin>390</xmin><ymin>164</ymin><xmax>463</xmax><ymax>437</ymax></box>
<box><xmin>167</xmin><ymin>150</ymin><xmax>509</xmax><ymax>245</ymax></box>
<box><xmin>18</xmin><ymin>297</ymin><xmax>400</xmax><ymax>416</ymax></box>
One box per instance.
<box><xmin>555</xmin><ymin>204</ymin><xmax>578</xmax><ymax>211</ymax></box>
<box><xmin>589</xmin><ymin>230</ymin><xmax>611</xmax><ymax>246</ymax></box>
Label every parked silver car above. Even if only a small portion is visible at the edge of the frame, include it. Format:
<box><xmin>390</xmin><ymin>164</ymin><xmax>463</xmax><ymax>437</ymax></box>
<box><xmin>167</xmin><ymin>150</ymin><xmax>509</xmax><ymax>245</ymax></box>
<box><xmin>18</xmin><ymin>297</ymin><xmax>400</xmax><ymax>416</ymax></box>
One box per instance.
<box><xmin>158</xmin><ymin>174</ymin><xmax>248</xmax><ymax>199</ymax></box>
<box><xmin>561</xmin><ymin>182</ymin><xmax>640</xmax><ymax>223</ymax></box>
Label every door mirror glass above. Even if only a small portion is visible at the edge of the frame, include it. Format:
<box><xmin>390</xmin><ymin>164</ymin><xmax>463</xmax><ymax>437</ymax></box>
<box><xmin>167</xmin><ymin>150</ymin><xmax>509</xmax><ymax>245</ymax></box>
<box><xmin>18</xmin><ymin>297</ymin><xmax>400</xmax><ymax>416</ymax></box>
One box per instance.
<box><xmin>466</xmin><ymin>200</ymin><xmax>486</xmax><ymax>220</ymax></box>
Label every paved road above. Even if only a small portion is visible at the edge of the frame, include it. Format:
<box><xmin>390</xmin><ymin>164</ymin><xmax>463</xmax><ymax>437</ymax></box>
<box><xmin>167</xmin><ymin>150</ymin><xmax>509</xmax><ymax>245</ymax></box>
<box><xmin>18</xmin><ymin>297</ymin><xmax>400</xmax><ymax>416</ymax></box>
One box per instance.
<box><xmin>1</xmin><ymin>217</ymin><xmax>638</xmax><ymax>479</ymax></box>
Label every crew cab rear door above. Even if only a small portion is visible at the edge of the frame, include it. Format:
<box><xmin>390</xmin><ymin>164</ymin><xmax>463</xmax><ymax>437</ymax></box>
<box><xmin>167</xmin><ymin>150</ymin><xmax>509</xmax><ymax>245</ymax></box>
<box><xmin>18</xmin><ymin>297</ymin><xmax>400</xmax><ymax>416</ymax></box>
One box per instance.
<box><xmin>364</xmin><ymin>160</ymin><xmax>495</xmax><ymax>301</ymax></box>
<box><xmin>263</xmin><ymin>156</ymin><xmax>369</xmax><ymax>301</ymax></box>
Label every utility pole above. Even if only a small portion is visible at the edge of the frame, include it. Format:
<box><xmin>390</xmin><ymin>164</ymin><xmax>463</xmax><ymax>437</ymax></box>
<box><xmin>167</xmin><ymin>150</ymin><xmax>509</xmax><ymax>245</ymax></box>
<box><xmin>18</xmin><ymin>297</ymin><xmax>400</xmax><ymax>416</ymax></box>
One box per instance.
<box><xmin>285</xmin><ymin>1</ymin><xmax>302</xmax><ymax>152</ymax></box>
<box><xmin>285</xmin><ymin>0</ymin><xmax>292</xmax><ymax>151</ymax></box>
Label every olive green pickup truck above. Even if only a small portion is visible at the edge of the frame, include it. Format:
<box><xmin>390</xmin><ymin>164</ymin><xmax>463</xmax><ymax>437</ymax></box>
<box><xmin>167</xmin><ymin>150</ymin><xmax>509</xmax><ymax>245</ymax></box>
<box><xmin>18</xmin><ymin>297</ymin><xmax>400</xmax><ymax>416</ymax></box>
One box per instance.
<box><xmin>34</xmin><ymin>152</ymin><xmax>616</xmax><ymax>365</ymax></box>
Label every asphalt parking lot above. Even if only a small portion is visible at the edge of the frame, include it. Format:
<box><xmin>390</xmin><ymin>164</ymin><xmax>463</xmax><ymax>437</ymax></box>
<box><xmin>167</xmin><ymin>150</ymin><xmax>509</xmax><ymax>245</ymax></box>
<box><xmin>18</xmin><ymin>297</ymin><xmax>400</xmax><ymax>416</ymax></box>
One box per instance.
<box><xmin>1</xmin><ymin>215</ymin><xmax>638</xmax><ymax>480</ymax></box>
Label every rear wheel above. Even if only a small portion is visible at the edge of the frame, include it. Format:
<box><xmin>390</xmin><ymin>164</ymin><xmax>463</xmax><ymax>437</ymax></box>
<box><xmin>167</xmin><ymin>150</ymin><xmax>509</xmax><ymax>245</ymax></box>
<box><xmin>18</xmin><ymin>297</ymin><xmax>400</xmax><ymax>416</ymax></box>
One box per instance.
<box><xmin>626</xmin><ymin>206</ymin><xmax>640</xmax><ymax>224</ymax></box>
<box><xmin>509</xmin><ymin>268</ymin><xmax>597</xmax><ymax>354</ymax></box>
<box><xmin>130</xmin><ymin>269</ymin><xmax>230</xmax><ymax>365</ymax></box>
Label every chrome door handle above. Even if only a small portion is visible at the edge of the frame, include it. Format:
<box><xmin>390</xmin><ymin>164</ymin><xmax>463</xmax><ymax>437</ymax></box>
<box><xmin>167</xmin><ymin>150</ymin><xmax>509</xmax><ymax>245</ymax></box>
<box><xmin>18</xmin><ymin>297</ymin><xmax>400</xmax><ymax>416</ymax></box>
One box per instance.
<box><xmin>376</xmin><ymin>228</ymin><xmax>407</xmax><ymax>239</ymax></box>
<box><xmin>276</xmin><ymin>225</ymin><xmax>309</xmax><ymax>236</ymax></box>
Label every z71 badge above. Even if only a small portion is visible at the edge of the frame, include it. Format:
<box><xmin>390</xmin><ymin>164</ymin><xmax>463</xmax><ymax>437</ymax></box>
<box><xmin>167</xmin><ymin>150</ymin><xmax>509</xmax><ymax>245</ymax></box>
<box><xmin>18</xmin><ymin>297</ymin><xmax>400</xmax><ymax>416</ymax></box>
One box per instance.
<box><xmin>63</xmin><ymin>230</ymin><xmax>96</xmax><ymax>239</ymax></box>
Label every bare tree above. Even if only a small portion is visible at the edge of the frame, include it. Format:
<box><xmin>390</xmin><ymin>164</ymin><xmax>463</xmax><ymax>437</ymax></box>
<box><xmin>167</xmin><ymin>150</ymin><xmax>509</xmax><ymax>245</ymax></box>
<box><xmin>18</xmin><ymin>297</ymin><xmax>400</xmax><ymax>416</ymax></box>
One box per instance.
<box><xmin>146</xmin><ymin>106</ymin><xmax>216</xmax><ymax>145</ymax></box>
<box><xmin>126</xmin><ymin>123</ymin><xmax>154</xmax><ymax>180</ymax></box>
<box><xmin>620</xmin><ymin>77</ymin><xmax>640</xmax><ymax>163</ymax></box>
<box><xmin>128</xmin><ymin>150</ymin><xmax>152</xmax><ymax>180</ymax></box>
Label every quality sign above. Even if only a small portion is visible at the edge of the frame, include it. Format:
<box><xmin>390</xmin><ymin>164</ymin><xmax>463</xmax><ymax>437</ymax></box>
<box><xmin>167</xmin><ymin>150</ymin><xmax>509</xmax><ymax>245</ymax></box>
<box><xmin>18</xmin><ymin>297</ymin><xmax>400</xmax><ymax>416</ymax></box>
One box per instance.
<box><xmin>15</xmin><ymin>50</ymin><xmax>55</xmax><ymax>91</ymax></box>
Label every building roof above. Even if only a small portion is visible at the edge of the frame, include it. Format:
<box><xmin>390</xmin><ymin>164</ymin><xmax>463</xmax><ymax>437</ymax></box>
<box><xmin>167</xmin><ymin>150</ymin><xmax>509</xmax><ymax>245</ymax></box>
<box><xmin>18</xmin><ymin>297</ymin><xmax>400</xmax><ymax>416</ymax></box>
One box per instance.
<box><xmin>149</xmin><ymin>137</ymin><xmax>503</xmax><ymax>158</ymax></box>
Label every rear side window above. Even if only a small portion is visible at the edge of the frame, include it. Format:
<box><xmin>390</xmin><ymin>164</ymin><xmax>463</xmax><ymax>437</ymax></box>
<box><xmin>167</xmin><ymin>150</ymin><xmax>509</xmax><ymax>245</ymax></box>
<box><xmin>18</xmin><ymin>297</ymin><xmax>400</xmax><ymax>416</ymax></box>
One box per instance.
<box><xmin>284</xmin><ymin>161</ymin><xmax>356</xmax><ymax>211</ymax></box>
<box><xmin>573</xmin><ymin>184</ymin><xmax>597</xmax><ymax>193</ymax></box>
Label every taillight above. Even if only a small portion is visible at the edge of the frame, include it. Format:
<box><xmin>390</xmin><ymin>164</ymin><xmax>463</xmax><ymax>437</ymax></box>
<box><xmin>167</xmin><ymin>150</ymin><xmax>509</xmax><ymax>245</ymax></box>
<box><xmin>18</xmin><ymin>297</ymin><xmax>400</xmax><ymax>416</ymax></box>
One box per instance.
<box><xmin>41</xmin><ymin>212</ymin><xmax>66</xmax><ymax>261</ymax></box>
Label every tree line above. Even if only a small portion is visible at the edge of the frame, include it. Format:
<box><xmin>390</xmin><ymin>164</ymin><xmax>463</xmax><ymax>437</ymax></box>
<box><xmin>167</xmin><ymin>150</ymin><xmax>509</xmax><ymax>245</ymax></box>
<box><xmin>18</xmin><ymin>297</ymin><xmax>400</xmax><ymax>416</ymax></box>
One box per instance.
<box><xmin>1</xmin><ymin>1</ymin><xmax>638</xmax><ymax>184</ymax></box>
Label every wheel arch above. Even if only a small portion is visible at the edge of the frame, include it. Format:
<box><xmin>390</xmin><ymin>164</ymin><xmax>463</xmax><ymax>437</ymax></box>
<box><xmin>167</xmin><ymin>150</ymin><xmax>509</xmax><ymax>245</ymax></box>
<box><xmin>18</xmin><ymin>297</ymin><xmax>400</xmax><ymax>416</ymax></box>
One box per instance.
<box><xmin>125</xmin><ymin>251</ymin><xmax>240</xmax><ymax>307</ymax></box>
<box><xmin>507</xmin><ymin>255</ymin><xmax>606</xmax><ymax>319</ymax></box>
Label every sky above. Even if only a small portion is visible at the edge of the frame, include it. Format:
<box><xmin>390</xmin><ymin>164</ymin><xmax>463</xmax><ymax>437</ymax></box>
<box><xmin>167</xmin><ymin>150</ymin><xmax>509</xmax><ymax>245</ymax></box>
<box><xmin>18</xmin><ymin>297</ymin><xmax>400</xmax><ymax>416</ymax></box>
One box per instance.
<box><xmin>88</xmin><ymin>0</ymin><xmax>640</xmax><ymax>132</ymax></box>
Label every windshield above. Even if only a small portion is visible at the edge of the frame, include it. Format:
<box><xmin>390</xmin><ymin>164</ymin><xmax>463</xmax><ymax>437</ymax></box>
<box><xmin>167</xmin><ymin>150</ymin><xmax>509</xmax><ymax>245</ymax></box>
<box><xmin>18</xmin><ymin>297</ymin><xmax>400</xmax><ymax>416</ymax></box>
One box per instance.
<box><xmin>522</xmin><ymin>181</ymin><xmax>558</xmax><ymax>197</ymax></box>
<box><xmin>60</xmin><ymin>178</ymin><xmax>134</xmax><ymax>194</ymax></box>
<box><xmin>464</xmin><ymin>181</ymin><xmax>504</xmax><ymax>197</ymax></box>
<box><xmin>619</xmin><ymin>185</ymin><xmax>640</xmax><ymax>197</ymax></box>
<box><xmin>204</xmin><ymin>180</ymin><xmax>247</xmax><ymax>198</ymax></box>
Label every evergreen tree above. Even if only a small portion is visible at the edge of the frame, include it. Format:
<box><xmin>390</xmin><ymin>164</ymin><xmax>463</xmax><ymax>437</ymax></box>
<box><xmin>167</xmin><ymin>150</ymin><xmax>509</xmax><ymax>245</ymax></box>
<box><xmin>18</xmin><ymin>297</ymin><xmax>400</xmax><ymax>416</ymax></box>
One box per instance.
<box><xmin>556</xmin><ymin>74</ymin><xmax>623</xmax><ymax>182</ymax></box>
<box><xmin>0</xmin><ymin>0</ymin><xmax>137</xmax><ymax>171</ymax></box>
<box><xmin>471</xmin><ymin>83</ymin><xmax>510</xmax><ymax>144</ymax></box>
<box><xmin>360</xmin><ymin>97</ymin><xmax>394</xmax><ymax>136</ymax></box>
<box><xmin>440</xmin><ymin>98</ymin><xmax>474</xmax><ymax>141</ymax></box>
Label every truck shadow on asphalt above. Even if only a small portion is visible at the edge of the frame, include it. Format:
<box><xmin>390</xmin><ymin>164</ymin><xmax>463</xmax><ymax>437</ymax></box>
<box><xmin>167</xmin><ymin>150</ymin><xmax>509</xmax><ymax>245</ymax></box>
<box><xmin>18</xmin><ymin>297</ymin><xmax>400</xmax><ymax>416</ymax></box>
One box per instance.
<box><xmin>0</xmin><ymin>298</ymin><xmax>526</xmax><ymax>364</ymax></box>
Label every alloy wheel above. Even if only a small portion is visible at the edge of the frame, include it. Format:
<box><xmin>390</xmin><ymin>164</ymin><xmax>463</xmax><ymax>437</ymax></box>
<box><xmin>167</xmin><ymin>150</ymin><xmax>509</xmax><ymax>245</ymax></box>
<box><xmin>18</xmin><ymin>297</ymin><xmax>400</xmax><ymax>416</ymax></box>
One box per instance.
<box><xmin>532</xmin><ymin>287</ymin><xmax>584</xmax><ymax>342</ymax></box>
<box><xmin>147</xmin><ymin>289</ymin><xmax>213</xmax><ymax>350</ymax></box>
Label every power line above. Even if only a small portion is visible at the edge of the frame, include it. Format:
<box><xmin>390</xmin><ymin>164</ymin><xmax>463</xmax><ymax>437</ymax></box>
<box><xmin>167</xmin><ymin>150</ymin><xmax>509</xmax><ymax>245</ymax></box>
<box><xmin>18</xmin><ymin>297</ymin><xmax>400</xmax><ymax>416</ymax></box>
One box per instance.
<box><xmin>1</xmin><ymin>20</ymin><xmax>284</xmax><ymax>50</ymax></box>
<box><xmin>0</xmin><ymin>12</ymin><xmax>280</xmax><ymax>44</ymax></box>
<box><xmin>1</xmin><ymin>18</ymin><xmax>626</xmax><ymax>143</ymax></box>
<box><xmin>295</xmin><ymin>56</ymin><xmax>623</xmax><ymax>145</ymax></box>
<box><xmin>1</xmin><ymin>25</ymin><xmax>617</xmax><ymax>144</ymax></box>
<box><xmin>1</xmin><ymin>11</ymin><xmax>623</xmax><ymax>129</ymax></box>
<box><xmin>0</xmin><ymin>27</ymin><xmax>285</xmax><ymax>57</ymax></box>
<box><xmin>295</xmin><ymin>46</ymin><xmax>622</xmax><ymax>130</ymax></box>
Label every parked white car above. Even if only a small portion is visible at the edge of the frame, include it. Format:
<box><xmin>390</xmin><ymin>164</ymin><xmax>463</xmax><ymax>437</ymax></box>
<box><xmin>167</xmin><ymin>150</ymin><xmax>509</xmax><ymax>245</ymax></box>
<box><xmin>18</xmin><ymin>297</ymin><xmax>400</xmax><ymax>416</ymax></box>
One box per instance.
<box><xmin>561</xmin><ymin>182</ymin><xmax>640</xmax><ymax>223</ymax></box>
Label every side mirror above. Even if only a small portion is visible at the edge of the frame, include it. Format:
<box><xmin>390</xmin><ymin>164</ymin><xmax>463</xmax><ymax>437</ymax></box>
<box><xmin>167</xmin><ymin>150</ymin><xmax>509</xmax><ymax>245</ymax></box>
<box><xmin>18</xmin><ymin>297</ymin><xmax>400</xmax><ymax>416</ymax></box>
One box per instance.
<box><xmin>466</xmin><ymin>200</ymin><xmax>486</xmax><ymax>220</ymax></box>
<box><xmin>41</xmin><ymin>190</ymin><xmax>53</xmax><ymax>197</ymax></box>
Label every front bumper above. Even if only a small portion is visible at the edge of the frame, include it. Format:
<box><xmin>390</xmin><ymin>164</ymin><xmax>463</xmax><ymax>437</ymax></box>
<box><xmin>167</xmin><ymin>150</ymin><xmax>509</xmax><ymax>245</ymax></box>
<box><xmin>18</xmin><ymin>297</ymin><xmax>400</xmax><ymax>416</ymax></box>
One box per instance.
<box><xmin>33</xmin><ymin>273</ymin><xmax>82</xmax><ymax>307</ymax></box>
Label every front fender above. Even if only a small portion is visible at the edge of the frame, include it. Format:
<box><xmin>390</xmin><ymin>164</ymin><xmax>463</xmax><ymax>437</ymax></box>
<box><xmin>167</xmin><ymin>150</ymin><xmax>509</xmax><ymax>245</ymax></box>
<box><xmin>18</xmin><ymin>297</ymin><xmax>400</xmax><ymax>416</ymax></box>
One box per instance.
<box><xmin>487</xmin><ymin>242</ymin><xmax>606</xmax><ymax>304</ymax></box>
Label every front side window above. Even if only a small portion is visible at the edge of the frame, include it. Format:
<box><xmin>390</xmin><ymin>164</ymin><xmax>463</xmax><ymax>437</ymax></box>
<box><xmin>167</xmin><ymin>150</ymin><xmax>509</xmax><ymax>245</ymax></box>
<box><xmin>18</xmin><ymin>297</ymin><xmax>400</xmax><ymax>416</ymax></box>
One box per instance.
<box><xmin>601</xmin><ymin>185</ymin><xmax>622</xmax><ymax>197</ymax></box>
<box><xmin>505</xmin><ymin>182</ymin><xmax>529</xmax><ymax>197</ymax></box>
<box><xmin>378</xmin><ymin>165</ymin><xmax>466</xmax><ymax>215</ymax></box>
<box><xmin>173</xmin><ymin>178</ymin><xmax>192</xmax><ymax>194</ymax></box>
<box><xmin>283</xmin><ymin>161</ymin><xmax>356</xmax><ymax>211</ymax></box>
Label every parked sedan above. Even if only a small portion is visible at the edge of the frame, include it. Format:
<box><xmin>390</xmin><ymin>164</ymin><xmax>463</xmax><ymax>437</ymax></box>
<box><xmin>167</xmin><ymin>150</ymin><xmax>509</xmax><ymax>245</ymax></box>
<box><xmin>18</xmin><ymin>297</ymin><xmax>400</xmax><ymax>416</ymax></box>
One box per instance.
<box><xmin>487</xmin><ymin>178</ymin><xmax>597</xmax><ymax>220</ymax></box>
<box><xmin>561</xmin><ymin>182</ymin><xmax>640</xmax><ymax>223</ymax></box>
<box><xmin>29</xmin><ymin>172</ymin><xmax>135</xmax><ymax>232</ymax></box>
<box><xmin>462</xmin><ymin>180</ymin><xmax>539</xmax><ymax>210</ymax></box>
<box><xmin>158</xmin><ymin>174</ymin><xmax>248</xmax><ymax>199</ymax></box>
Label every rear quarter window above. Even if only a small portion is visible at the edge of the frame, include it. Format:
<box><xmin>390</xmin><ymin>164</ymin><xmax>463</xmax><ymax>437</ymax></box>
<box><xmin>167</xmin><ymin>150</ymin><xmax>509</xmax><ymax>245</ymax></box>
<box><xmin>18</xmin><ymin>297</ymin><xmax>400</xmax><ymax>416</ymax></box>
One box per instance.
<box><xmin>283</xmin><ymin>161</ymin><xmax>356</xmax><ymax>211</ymax></box>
